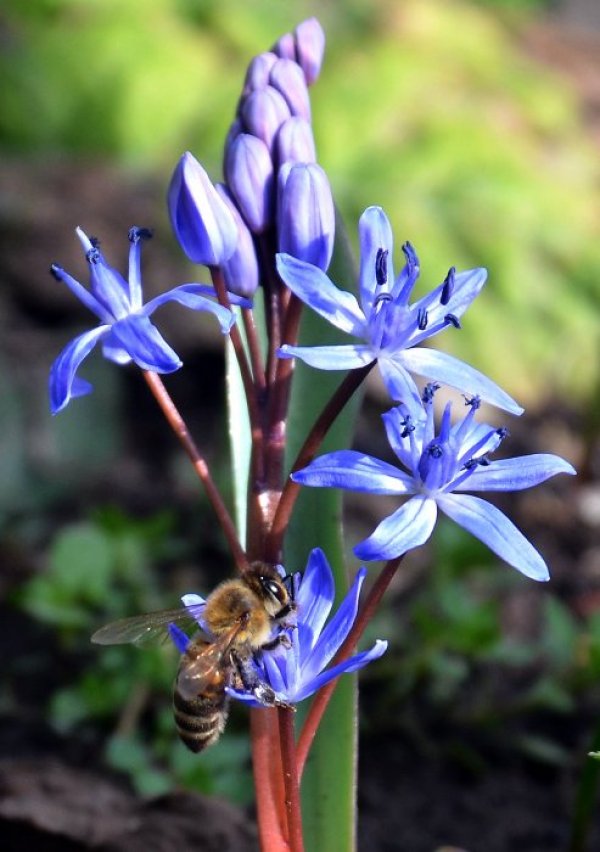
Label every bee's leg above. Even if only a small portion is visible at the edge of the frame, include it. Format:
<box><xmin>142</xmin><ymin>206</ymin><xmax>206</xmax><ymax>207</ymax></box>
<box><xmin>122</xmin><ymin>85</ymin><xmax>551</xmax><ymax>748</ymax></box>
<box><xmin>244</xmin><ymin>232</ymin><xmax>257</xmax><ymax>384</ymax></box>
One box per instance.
<box><xmin>230</xmin><ymin>650</ymin><xmax>293</xmax><ymax>710</ymax></box>
<box><xmin>261</xmin><ymin>632</ymin><xmax>293</xmax><ymax>651</ymax></box>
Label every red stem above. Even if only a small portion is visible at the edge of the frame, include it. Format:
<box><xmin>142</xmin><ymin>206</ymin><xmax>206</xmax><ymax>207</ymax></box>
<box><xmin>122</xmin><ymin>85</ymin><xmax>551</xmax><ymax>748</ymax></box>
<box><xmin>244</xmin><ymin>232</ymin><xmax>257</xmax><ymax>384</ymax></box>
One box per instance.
<box><xmin>266</xmin><ymin>362</ymin><xmax>375</xmax><ymax>562</ymax></box>
<box><xmin>278</xmin><ymin>706</ymin><xmax>304</xmax><ymax>852</ymax></box>
<box><xmin>251</xmin><ymin>709</ymin><xmax>290</xmax><ymax>851</ymax></box>
<box><xmin>142</xmin><ymin>371</ymin><xmax>249</xmax><ymax>574</ymax></box>
<box><xmin>296</xmin><ymin>556</ymin><xmax>403</xmax><ymax>779</ymax></box>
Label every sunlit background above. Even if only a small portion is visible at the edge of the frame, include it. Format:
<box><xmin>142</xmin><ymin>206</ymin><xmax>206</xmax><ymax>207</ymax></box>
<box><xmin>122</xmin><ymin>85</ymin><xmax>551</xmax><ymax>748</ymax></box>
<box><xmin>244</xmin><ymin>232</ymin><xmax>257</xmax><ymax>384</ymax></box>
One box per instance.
<box><xmin>1</xmin><ymin>1</ymin><xmax>599</xmax><ymax>849</ymax></box>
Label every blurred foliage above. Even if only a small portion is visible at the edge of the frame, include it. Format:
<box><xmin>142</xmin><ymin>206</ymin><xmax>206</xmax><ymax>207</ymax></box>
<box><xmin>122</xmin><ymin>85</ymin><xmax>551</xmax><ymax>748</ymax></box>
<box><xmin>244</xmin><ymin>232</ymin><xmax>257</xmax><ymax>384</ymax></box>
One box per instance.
<box><xmin>366</xmin><ymin>518</ymin><xmax>600</xmax><ymax>766</ymax></box>
<box><xmin>2</xmin><ymin>0</ymin><xmax>598</xmax><ymax>404</ymax></box>
<box><xmin>14</xmin><ymin>507</ymin><xmax>254</xmax><ymax>803</ymax></box>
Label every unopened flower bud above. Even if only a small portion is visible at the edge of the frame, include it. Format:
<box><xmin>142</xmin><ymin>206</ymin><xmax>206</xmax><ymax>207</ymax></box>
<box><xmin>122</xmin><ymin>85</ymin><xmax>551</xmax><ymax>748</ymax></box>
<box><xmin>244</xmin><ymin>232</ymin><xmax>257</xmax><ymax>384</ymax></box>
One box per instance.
<box><xmin>225</xmin><ymin>133</ymin><xmax>274</xmax><ymax>233</ymax></box>
<box><xmin>277</xmin><ymin>163</ymin><xmax>334</xmax><ymax>271</ymax></box>
<box><xmin>294</xmin><ymin>18</ymin><xmax>326</xmax><ymax>85</ymax></box>
<box><xmin>241</xmin><ymin>86</ymin><xmax>291</xmax><ymax>153</ymax></box>
<box><xmin>215</xmin><ymin>184</ymin><xmax>259</xmax><ymax>298</ymax></box>
<box><xmin>269</xmin><ymin>59</ymin><xmax>311</xmax><ymax>121</ymax></box>
<box><xmin>244</xmin><ymin>51</ymin><xmax>278</xmax><ymax>92</ymax></box>
<box><xmin>272</xmin><ymin>31</ymin><xmax>296</xmax><ymax>61</ymax></box>
<box><xmin>168</xmin><ymin>152</ymin><xmax>238</xmax><ymax>266</ymax></box>
<box><xmin>276</xmin><ymin>117</ymin><xmax>316</xmax><ymax>166</ymax></box>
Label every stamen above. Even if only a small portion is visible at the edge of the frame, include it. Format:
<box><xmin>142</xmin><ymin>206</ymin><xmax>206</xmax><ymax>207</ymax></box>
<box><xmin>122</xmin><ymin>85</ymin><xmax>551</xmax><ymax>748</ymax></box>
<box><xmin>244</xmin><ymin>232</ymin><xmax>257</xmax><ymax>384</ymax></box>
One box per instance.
<box><xmin>426</xmin><ymin>443</ymin><xmax>443</xmax><ymax>459</ymax></box>
<box><xmin>440</xmin><ymin>267</ymin><xmax>455</xmax><ymax>306</ymax></box>
<box><xmin>417</xmin><ymin>308</ymin><xmax>428</xmax><ymax>330</ymax></box>
<box><xmin>89</xmin><ymin>236</ymin><xmax>101</xmax><ymax>248</ymax></box>
<box><xmin>400</xmin><ymin>416</ymin><xmax>415</xmax><ymax>439</ymax></box>
<box><xmin>463</xmin><ymin>395</ymin><xmax>481</xmax><ymax>410</ymax></box>
<box><xmin>496</xmin><ymin>427</ymin><xmax>509</xmax><ymax>440</ymax></box>
<box><xmin>374</xmin><ymin>292</ymin><xmax>393</xmax><ymax>307</ymax></box>
<box><xmin>375</xmin><ymin>248</ymin><xmax>388</xmax><ymax>286</ymax></box>
<box><xmin>444</xmin><ymin>313</ymin><xmax>461</xmax><ymax>329</ymax></box>
<box><xmin>402</xmin><ymin>241</ymin><xmax>417</xmax><ymax>270</ymax></box>
<box><xmin>128</xmin><ymin>226</ymin><xmax>153</xmax><ymax>243</ymax></box>
<box><xmin>86</xmin><ymin>247</ymin><xmax>101</xmax><ymax>265</ymax></box>
<box><xmin>422</xmin><ymin>382</ymin><xmax>440</xmax><ymax>404</ymax></box>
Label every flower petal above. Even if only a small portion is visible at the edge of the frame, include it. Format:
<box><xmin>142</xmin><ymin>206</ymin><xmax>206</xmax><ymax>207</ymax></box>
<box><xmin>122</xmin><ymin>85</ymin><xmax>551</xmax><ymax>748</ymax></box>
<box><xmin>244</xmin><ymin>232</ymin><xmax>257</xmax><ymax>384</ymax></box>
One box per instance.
<box><xmin>437</xmin><ymin>493</ymin><xmax>549</xmax><ymax>581</ymax></box>
<box><xmin>377</xmin><ymin>356</ymin><xmax>423</xmax><ymax>415</ymax></box>
<box><xmin>295</xmin><ymin>548</ymin><xmax>334</xmax><ymax>658</ymax></box>
<box><xmin>301</xmin><ymin>568</ymin><xmax>367</xmax><ymax>683</ymax></box>
<box><xmin>292</xmin><ymin>451</ymin><xmax>415</xmax><ymax>495</ymax></box>
<box><xmin>49</xmin><ymin>325</ymin><xmax>109</xmax><ymax>414</ymax></box>
<box><xmin>276</xmin><ymin>253</ymin><xmax>367</xmax><ymax>335</ymax></box>
<box><xmin>398</xmin><ymin>348</ymin><xmax>523</xmax><ymax>415</ymax></box>
<box><xmin>278</xmin><ymin>343</ymin><xmax>373</xmax><ymax>370</ymax></box>
<box><xmin>454</xmin><ymin>454</ymin><xmax>576</xmax><ymax>492</ymax></box>
<box><xmin>358</xmin><ymin>206</ymin><xmax>394</xmax><ymax>317</ymax></box>
<box><xmin>142</xmin><ymin>284</ymin><xmax>240</xmax><ymax>334</ymax></box>
<box><xmin>294</xmin><ymin>640</ymin><xmax>387</xmax><ymax>703</ymax></box>
<box><xmin>109</xmin><ymin>315</ymin><xmax>182</xmax><ymax>373</ymax></box>
<box><xmin>354</xmin><ymin>495</ymin><xmax>438</xmax><ymax>561</ymax></box>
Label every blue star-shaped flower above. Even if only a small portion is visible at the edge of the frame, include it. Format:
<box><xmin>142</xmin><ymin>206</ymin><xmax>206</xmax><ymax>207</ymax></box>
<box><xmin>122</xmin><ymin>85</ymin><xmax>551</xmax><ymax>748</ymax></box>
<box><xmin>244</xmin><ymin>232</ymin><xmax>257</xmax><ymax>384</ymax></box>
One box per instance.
<box><xmin>49</xmin><ymin>227</ymin><xmax>250</xmax><ymax>414</ymax></box>
<box><xmin>292</xmin><ymin>389</ymin><xmax>575</xmax><ymax>580</ymax></box>
<box><xmin>276</xmin><ymin>205</ymin><xmax>522</xmax><ymax>417</ymax></box>
<box><xmin>170</xmin><ymin>548</ymin><xmax>387</xmax><ymax>705</ymax></box>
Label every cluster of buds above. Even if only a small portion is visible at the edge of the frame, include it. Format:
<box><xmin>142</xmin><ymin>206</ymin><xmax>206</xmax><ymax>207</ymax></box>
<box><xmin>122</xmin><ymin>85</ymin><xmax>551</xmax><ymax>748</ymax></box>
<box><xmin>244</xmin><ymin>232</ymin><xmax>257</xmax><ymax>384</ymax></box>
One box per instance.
<box><xmin>168</xmin><ymin>17</ymin><xmax>334</xmax><ymax>299</ymax></box>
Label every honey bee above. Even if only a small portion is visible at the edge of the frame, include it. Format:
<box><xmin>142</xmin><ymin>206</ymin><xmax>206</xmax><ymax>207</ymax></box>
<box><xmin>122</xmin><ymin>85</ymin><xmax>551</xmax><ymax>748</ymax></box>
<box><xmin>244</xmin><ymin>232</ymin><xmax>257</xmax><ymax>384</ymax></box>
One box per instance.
<box><xmin>91</xmin><ymin>562</ymin><xmax>295</xmax><ymax>752</ymax></box>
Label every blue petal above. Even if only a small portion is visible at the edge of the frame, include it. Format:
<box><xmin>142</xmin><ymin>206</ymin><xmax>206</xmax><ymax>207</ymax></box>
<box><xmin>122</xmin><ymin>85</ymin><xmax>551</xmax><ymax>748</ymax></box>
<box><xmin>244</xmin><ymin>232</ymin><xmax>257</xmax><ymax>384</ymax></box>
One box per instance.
<box><xmin>408</xmin><ymin>268</ymin><xmax>487</xmax><ymax>346</ymax></box>
<box><xmin>294</xmin><ymin>640</ymin><xmax>388</xmax><ymax>703</ymax></box>
<box><xmin>142</xmin><ymin>284</ymin><xmax>239</xmax><ymax>334</ymax></box>
<box><xmin>358</xmin><ymin>206</ymin><xmax>394</xmax><ymax>317</ymax></box>
<box><xmin>381</xmin><ymin>406</ymin><xmax>425</xmax><ymax>473</ymax></box>
<box><xmin>102</xmin><ymin>333</ymin><xmax>132</xmax><ymax>365</ymax></box>
<box><xmin>278</xmin><ymin>343</ymin><xmax>373</xmax><ymax>370</ymax></box>
<box><xmin>295</xmin><ymin>548</ymin><xmax>334</xmax><ymax>658</ymax></box>
<box><xmin>377</xmin><ymin>356</ymin><xmax>423</xmax><ymax>415</ymax></box>
<box><xmin>49</xmin><ymin>325</ymin><xmax>109</xmax><ymax>414</ymax></box>
<box><xmin>168</xmin><ymin>623</ymin><xmax>190</xmax><ymax>653</ymax></box>
<box><xmin>437</xmin><ymin>493</ymin><xmax>549</xmax><ymax>581</ymax></box>
<box><xmin>453</xmin><ymin>454</ymin><xmax>576</xmax><ymax>492</ymax></box>
<box><xmin>109</xmin><ymin>315</ymin><xmax>182</xmax><ymax>372</ymax></box>
<box><xmin>276</xmin><ymin>253</ymin><xmax>367</xmax><ymax>335</ymax></box>
<box><xmin>354</xmin><ymin>496</ymin><xmax>438</xmax><ymax>561</ymax></box>
<box><xmin>301</xmin><ymin>568</ymin><xmax>367</xmax><ymax>685</ymax></box>
<box><xmin>398</xmin><ymin>348</ymin><xmax>524</xmax><ymax>415</ymax></box>
<box><xmin>292</xmin><ymin>451</ymin><xmax>415</xmax><ymax>495</ymax></box>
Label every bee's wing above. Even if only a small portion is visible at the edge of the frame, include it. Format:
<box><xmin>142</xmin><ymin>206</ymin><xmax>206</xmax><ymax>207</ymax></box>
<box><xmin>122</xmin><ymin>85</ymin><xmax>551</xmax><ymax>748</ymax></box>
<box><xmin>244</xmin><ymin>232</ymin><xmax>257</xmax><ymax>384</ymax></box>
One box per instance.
<box><xmin>91</xmin><ymin>603</ymin><xmax>207</xmax><ymax>647</ymax></box>
<box><xmin>176</xmin><ymin>623</ymin><xmax>247</xmax><ymax>699</ymax></box>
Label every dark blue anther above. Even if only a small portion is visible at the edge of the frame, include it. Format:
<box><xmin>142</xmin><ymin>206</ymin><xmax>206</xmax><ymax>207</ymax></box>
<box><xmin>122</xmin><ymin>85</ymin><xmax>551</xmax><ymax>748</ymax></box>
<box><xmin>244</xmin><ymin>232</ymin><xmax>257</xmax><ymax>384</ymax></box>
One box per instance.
<box><xmin>440</xmin><ymin>266</ymin><xmax>455</xmax><ymax>306</ymax></box>
<box><xmin>464</xmin><ymin>395</ymin><xmax>482</xmax><ymax>409</ymax></box>
<box><xmin>49</xmin><ymin>264</ymin><xmax>62</xmax><ymax>280</ymax></box>
<box><xmin>89</xmin><ymin>236</ymin><xmax>101</xmax><ymax>248</ymax></box>
<box><xmin>417</xmin><ymin>307</ymin><xmax>428</xmax><ymax>330</ymax></box>
<box><xmin>444</xmin><ymin>313</ymin><xmax>461</xmax><ymax>329</ymax></box>
<box><xmin>478</xmin><ymin>456</ymin><xmax>491</xmax><ymax>466</ymax></box>
<box><xmin>86</xmin><ymin>247</ymin><xmax>101</xmax><ymax>265</ymax></box>
<box><xmin>400</xmin><ymin>416</ymin><xmax>415</xmax><ymax>439</ymax></box>
<box><xmin>374</xmin><ymin>292</ymin><xmax>393</xmax><ymax>307</ymax></box>
<box><xmin>463</xmin><ymin>458</ymin><xmax>478</xmax><ymax>470</ymax></box>
<box><xmin>422</xmin><ymin>382</ymin><xmax>440</xmax><ymax>404</ymax></box>
<box><xmin>375</xmin><ymin>248</ymin><xmax>388</xmax><ymax>286</ymax></box>
<box><xmin>402</xmin><ymin>241</ymin><xmax>417</xmax><ymax>269</ymax></box>
<box><xmin>128</xmin><ymin>226</ymin><xmax>153</xmax><ymax>243</ymax></box>
<box><xmin>427</xmin><ymin>443</ymin><xmax>443</xmax><ymax>459</ymax></box>
<box><xmin>496</xmin><ymin>427</ymin><xmax>509</xmax><ymax>440</ymax></box>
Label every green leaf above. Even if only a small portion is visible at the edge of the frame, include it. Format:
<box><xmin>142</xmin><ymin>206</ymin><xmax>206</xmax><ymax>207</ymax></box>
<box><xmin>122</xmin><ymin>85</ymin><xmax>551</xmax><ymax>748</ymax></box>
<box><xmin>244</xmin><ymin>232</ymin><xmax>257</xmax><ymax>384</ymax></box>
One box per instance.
<box><xmin>285</xmin><ymin>209</ymin><xmax>361</xmax><ymax>852</ymax></box>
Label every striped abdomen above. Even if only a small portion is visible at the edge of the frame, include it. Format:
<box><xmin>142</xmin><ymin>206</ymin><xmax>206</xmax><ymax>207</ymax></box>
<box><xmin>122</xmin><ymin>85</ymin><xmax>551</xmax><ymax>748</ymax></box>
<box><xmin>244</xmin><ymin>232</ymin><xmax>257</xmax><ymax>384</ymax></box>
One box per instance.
<box><xmin>173</xmin><ymin>640</ymin><xmax>232</xmax><ymax>753</ymax></box>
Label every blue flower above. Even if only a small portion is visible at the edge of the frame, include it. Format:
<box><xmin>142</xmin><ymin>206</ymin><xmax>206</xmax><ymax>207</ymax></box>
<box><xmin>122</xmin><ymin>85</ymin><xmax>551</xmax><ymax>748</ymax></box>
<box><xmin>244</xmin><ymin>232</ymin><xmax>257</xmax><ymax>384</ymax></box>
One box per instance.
<box><xmin>292</xmin><ymin>389</ymin><xmax>575</xmax><ymax>580</ymax></box>
<box><xmin>49</xmin><ymin>227</ymin><xmax>249</xmax><ymax>414</ymax></box>
<box><xmin>276</xmin><ymin>206</ymin><xmax>522</xmax><ymax>418</ymax></box>
<box><xmin>171</xmin><ymin>549</ymin><xmax>387</xmax><ymax>705</ymax></box>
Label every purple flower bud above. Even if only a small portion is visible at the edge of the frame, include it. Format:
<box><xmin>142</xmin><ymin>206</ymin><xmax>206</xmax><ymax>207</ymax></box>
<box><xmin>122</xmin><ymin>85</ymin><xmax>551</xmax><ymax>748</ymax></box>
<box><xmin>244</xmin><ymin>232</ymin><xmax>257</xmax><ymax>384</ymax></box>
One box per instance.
<box><xmin>276</xmin><ymin>117</ymin><xmax>316</xmax><ymax>166</ymax></box>
<box><xmin>269</xmin><ymin>59</ymin><xmax>311</xmax><ymax>121</ymax></box>
<box><xmin>277</xmin><ymin>163</ymin><xmax>334</xmax><ymax>271</ymax></box>
<box><xmin>294</xmin><ymin>18</ymin><xmax>326</xmax><ymax>85</ymax></box>
<box><xmin>272</xmin><ymin>32</ymin><xmax>296</xmax><ymax>61</ymax></box>
<box><xmin>241</xmin><ymin>86</ymin><xmax>291</xmax><ymax>153</ymax></box>
<box><xmin>225</xmin><ymin>133</ymin><xmax>274</xmax><ymax>233</ymax></box>
<box><xmin>244</xmin><ymin>51</ymin><xmax>278</xmax><ymax>91</ymax></box>
<box><xmin>215</xmin><ymin>184</ymin><xmax>259</xmax><ymax>298</ymax></box>
<box><xmin>168</xmin><ymin>152</ymin><xmax>238</xmax><ymax>266</ymax></box>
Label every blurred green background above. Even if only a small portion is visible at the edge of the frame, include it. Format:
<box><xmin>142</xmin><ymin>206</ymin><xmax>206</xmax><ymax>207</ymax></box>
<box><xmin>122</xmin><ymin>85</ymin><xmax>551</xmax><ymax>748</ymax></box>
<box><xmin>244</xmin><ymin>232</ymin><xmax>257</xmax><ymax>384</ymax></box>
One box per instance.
<box><xmin>1</xmin><ymin>0</ymin><xmax>598</xmax><ymax>846</ymax></box>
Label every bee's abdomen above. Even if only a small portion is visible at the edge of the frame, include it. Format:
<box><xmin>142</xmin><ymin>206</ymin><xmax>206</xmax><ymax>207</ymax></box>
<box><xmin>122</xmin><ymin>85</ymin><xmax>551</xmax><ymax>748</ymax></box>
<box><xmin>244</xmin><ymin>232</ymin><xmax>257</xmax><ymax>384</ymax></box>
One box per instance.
<box><xmin>173</xmin><ymin>688</ymin><xmax>229</xmax><ymax>753</ymax></box>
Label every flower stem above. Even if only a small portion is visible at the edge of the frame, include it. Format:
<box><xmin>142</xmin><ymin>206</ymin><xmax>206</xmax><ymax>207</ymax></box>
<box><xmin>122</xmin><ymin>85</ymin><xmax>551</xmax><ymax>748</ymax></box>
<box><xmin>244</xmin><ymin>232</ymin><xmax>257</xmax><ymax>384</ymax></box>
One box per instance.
<box><xmin>266</xmin><ymin>362</ymin><xmax>375</xmax><ymax>562</ymax></box>
<box><xmin>251</xmin><ymin>708</ymin><xmax>290</xmax><ymax>851</ymax></box>
<box><xmin>296</xmin><ymin>556</ymin><xmax>403</xmax><ymax>779</ymax></box>
<box><xmin>142</xmin><ymin>371</ymin><xmax>249</xmax><ymax>574</ymax></box>
<box><xmin>278</xmin><ymin>706</ymin><xmax>304</xmax><ymax>852</ymax></box>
